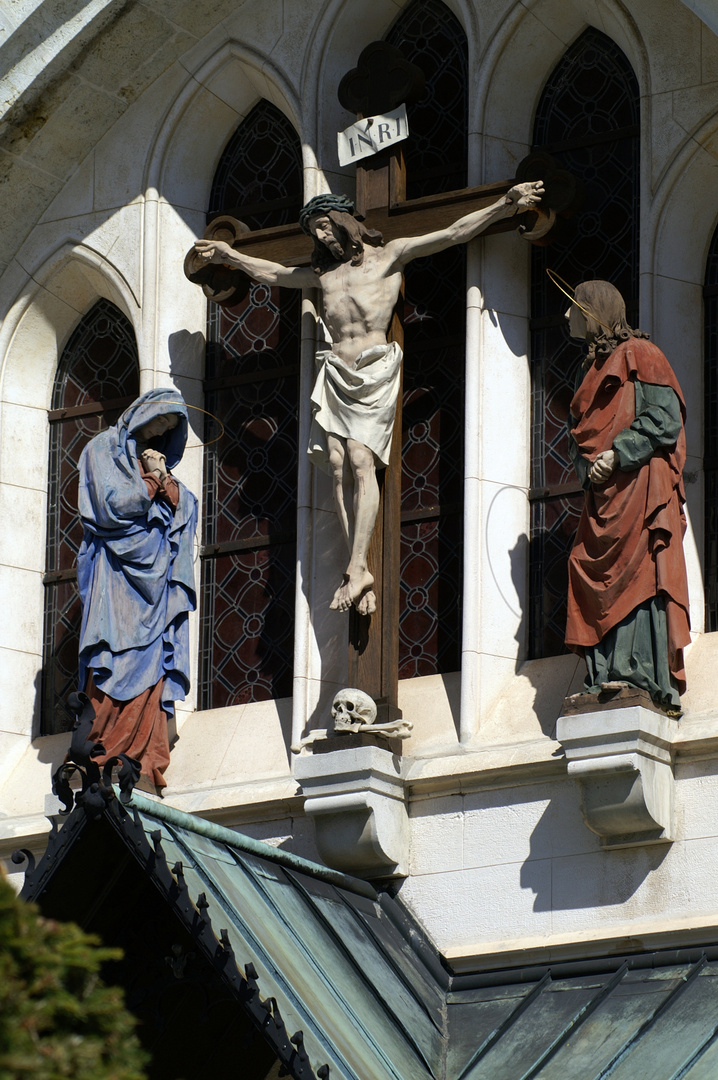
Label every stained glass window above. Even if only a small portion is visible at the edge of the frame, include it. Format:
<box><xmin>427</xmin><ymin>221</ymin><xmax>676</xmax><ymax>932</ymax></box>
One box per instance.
<box><xmin>529</xmin><ymin>29</ymin><xmax>640</xmax><ymax>658</ymax></box>
<box><xmin>704</xmin><ymin>225</ymin><xmax>718</xmax><ymax>630</ymax></box>
<box><xmin>386</xmin><ymin>0</ymin><xmax>468</xmax><ymax>200</ymax></box>
<box><xmin>208</xmin><ymin>100</ymin><xmax>303</xmax><ymax>229</ymax></box>
<box><xmin>42</xmin><ymin>299</ymin><xmax>139</xmax><ymax>734</ymax></box>
<box><xmin>387</xmin><ymin>0</ymin><xmax>468</xmax><ymax>677</ymax></box>
<box><xmin>200</xmin><ymin>101</ymin><xmax>302</xmax><ymax>708</ymax></box>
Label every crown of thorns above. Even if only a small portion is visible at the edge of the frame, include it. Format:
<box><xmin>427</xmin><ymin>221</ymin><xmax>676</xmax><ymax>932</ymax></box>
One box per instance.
<box><xmin>299</xmin><ymin>194</ymin><xmax>355</xmax><ymax>235</ymax></box>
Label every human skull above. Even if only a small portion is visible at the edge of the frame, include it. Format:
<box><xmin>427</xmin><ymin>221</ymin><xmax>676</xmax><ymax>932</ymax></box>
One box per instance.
<box><xmin>331</xmin><ymin>688</ymin><xmax>377</xmax><ymax>732</ymax></box>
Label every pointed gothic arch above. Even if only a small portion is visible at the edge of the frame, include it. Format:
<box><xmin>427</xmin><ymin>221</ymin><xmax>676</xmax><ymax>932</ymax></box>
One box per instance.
<box><xmin>199</xmin><ymin>100</ymin><xmax>303</xmax><ymax>708</ymax></box>
<box><xmin>42</xmin><ymin>299</ymin><xmax>140</xmax><ymax>734</ymax></box>
<box><xmin>385</xmin><ymin>0</ymin><xmax>469</xmax><ymax>678</ymax></box>
<box><xmin>528</xmin><ymin>27</ymin><xmax>641</xmax><ymax>658</ymax></box>
<box><xmin>386</xmin><ymin>0</ymin><xmax>468</xmax><ymax>199</ymax></box>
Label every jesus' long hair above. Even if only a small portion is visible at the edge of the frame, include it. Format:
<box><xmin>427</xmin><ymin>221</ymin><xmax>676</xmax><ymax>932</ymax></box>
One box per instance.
<box><xmin>574</xmin><ymin>280</ymin><xmax>650</xmax><ymax>365</ymax></box>
<box><xmin>310</xmin><ymin>211</ymin><xmax>384</xmax><ymax>274</ymax></box>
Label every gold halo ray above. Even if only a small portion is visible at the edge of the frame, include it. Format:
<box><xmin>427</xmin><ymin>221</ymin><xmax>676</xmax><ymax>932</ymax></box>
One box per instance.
<box><xmin>129</xmin><ymin>400</ymin><xmax>226</xmax><ymax>447</ymax></box>
<box><xmin>546</xmin><ymin>268</ymin><xmax>614</xmax><ymax>334</ymax></box>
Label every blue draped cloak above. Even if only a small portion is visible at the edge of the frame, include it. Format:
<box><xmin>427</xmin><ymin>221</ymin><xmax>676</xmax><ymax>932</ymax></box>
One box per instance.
<box><xmin>77</xmin><ymin>389</ymin><xmax>198</xmax><ymax>718</ymax></box>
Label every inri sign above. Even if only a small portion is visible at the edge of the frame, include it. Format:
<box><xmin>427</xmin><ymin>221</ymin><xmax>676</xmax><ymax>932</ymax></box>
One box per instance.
<box><xmin>337</xmin><ymin>104</ymin><xmax>409</xmax><ymax>168</ymax></box>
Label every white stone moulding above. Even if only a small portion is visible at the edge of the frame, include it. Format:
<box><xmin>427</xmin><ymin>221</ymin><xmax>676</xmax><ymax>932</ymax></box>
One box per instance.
<box><xmin>294</xmin><ymin>743</ymin><xmax>408</xmax><ymax>879</ymax></box>
<box><xmin>557</xmin><ymin>704</ymin><xmax>679</xmax><ymax>849</ymax></box>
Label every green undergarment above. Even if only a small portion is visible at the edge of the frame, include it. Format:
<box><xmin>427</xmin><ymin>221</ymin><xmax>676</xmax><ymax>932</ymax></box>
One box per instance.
<box><xmin>570</xmin><ymin>378</ymin><xmax>683</xmax><ymax>711</ymax></box>
<box><xmin>582</xmin><ymin>597</ymin><xmax>680</xmax><ymax>710</ymax></box>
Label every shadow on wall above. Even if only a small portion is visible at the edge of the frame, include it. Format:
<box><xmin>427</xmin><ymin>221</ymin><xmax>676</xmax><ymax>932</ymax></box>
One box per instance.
<box><xmin>275</xmin><ymin>696</ymin><xmax>294</xmax><ymax>770</ymax></box>
<box><xmin>168</xmin><ymin>330</ymin><xmax>206</xmax><ymax>441</ymax></box>
<box><xmin>32</xmin><ymin>665</ymin><xmax>79</xmax><ymax>779</ymax></box>
<box><xmin>508</xmin><ymin>533</ymin><xmax>529</xmax><ymax>663</ymax></box>
<box><xmin>486</xmin><ymin>306</ymin><xmax>529</xmax><ymax>361</ymax></box>
<box><xmin>488</xmin><ymin>531</ymin><xmax>584</xmax><ymax>740</ymax></box>
<box><xmin>520</xmin><ymin>799</ymin><xmax>670</xmax><ymax>912</ymax></box>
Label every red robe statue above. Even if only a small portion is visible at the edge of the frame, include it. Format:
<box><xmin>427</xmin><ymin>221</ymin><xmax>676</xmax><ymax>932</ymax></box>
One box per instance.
<box><xmin>565</xmin><ymin>337</ymin><xmax>690</xmax><ymax>708</ymax></box>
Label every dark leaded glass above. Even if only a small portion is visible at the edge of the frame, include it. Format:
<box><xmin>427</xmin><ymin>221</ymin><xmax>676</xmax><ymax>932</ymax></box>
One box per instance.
<box><xmin>200</xmin><ymin>103</ymin><xmax>302</xmax><ymax>708</ymax></box>
<box><xmin>208</xmin><ymin>100</ymin><xmax>303</xmax><ymax>229</ymax></box>
<box><xmin>530</xmin><ymin>29</ymin><xmax>640</xmax><ymax>657</ymax></box>
<box><xmin>399</xmin><ymin>246</ymin><xmax>465</xmax><ymax>677</ymax></box>
<box><xmin>43</xmin><ymin>299</ymin><xmax>139</xmax><ymax>734</ymax></box>
<box><xmin>200</xmin><ymin>543</ymin><xmax>297</xmax><ymax>707</ymax></box>
<box><xmin>385</xmin><ymin>2</ymin><xmax>468</xmax><ymax>676</ymax></box>
<box><xmin>386</xmin><ymin>0</ymin><xmax>468</xmax><ymax>199</ymax></box>
<box><xmin>704</xmin><ymin>226</ymin><xmax>718</xmax><ymax>630</ymax></box>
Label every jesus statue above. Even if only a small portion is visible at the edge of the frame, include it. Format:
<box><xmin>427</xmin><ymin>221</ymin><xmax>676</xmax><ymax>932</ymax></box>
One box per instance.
<box><xmin>194</xmin><ymin>181</ymin><xmax>543</xmax><ymax>615</ymax></box>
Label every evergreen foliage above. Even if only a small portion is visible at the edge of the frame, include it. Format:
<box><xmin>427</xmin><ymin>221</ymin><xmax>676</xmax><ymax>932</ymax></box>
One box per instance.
<box><xmin>0</xmin><ymin>873</ymin><xmax>148</xmax><ymax>1080</ymax></box>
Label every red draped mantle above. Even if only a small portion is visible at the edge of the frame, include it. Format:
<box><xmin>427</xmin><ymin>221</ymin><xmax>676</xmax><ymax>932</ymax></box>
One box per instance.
<box><xmin>565</xmin><ymin>338</ymin><xmax>690</xmax><ymax>692</ymax></box>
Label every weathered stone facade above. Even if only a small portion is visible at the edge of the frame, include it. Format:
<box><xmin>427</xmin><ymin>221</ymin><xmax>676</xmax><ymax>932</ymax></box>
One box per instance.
<box><xmin>3</xmin><ymin>0</ymin><xmax>718</xmax><ymax>971</ymax></box>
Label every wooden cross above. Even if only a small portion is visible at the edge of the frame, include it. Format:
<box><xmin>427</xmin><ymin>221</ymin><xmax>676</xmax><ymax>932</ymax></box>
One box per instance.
<box><xmin>184</xmin><ymin>42</ymin><xmax>577</xmax><ymax>726</ymax></box>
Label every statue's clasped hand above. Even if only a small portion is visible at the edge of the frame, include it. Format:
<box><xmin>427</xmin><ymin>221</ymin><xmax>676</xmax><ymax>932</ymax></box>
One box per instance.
<box><xmin>140</xmin><ymin>448</ymin><xmax>168</xmax><ymax>480</ymax></box>
<box><xmin>588</xmin><ymin>449</ymin><xmax>616</xmax><ymax>485</ymax></box>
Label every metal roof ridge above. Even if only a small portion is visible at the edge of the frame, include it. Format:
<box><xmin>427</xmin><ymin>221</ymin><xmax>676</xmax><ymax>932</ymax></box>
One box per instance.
<box><xmin>122</xmin><ymin>788</ymin><xmax>378</xmax><ymax>900</ymax></box>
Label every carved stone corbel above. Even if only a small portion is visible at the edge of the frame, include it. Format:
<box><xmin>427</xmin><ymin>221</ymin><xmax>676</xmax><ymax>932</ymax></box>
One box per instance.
<box><xmin>294</xmin><ymin>743</ymin><xmax>408</xmax><ymax>879</ymax></box>
<box><xmin>557</xmin><ymin>693</ymin><xmax>678</xmax><ymax>849</ymax></box>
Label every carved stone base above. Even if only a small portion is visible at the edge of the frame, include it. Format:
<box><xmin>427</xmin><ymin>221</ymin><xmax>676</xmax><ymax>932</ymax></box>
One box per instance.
<box><xmin>561</xmin><ymin>685</ymin><xmax>669</xmax><ymax>716</ymax></box>
<box><xmin>310</xmin><ymin>732</ymin><xmax>406</xmax><ymax>756</ymax></box>
<box><xmin>294</xmin><ymin>744</ymin><xmax>408</xmax><ymax>879</ymax></box>
<box><xmin>557</xmin><ymin>694</ymin><xmax>678</xmax><ymax>849</ymax></box>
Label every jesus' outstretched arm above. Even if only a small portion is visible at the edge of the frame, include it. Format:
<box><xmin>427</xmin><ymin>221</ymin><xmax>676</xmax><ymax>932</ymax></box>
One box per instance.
<box><xmin>192</xmin><ymin>241</ymin><xmax>317</xmax><ymax>289</ymax></box>
<box><xmin>387</xmin><ymin>181</ymin><xmax>544</xmax><ymax>268</ymax></box>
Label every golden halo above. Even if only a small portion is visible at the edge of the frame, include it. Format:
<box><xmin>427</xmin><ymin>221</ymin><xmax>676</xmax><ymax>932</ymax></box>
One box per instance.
<box><xmin>546</xmin><ymin>268</ymin><xmax>614</xmax><ymax>335</ymax></box>
<box><xmin>132</xmin><ymin>400</ymin><xmax>226</xmax><ymax>448</ymax></box>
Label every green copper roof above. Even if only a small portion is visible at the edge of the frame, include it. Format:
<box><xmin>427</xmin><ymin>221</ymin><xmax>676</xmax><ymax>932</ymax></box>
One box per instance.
<box><xmin>20</xmin><ymin>791</ymin><xmax>446</xmax><ymax>1080</ymax></box>
<box><xmin>17</xmin><ymin>790</ymin><xmax>718</xmax><ymax>1080</ymax></box>
<box><xmin>446</xmin><ymin>958</ymin><xmax>718</xmax><ymax>1079</ymax></box>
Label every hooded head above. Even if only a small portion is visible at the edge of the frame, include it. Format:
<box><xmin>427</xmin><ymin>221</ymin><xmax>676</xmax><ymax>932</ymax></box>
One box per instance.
<box><xmin>79</xmin><ymin>388</ymin><xmax>191</xmax><ymax>531</ymax></box>
<box><xmin>119</xmin><ymin>388</ymin><xmax>189</xmax><ymax>470</ymax></box>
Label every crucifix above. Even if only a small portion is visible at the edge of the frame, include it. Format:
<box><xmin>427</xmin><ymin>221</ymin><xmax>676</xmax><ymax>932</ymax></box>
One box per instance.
<box><xmin>184</xmin><ymin>42</ymin><xmax>578</xmax><ymax>728</ymax></box>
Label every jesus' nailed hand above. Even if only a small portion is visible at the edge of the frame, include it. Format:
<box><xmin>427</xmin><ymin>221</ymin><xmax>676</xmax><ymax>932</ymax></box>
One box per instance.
<box><xmin>193</xmin><ymin>180</ymin><xmax>544</xmax><ymax>617</ymax></box>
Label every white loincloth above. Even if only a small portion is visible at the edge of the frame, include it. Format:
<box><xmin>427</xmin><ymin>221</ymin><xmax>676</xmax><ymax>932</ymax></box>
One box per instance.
<box><xmin>308</xmin><ymin>342</ymin><xmax>403</xmax><ymax>473</ymax></box>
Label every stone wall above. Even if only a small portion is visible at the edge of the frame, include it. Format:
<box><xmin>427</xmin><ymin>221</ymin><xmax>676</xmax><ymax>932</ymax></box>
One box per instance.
<box><xmin>2</xmin><ymin>0</ymin><xmax>718</xmax><ymax>966</ymax></box>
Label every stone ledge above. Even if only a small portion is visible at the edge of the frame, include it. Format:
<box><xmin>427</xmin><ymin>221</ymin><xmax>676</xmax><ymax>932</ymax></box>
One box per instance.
<box><xmin>445</xmin><ymin>912</ymin><xmax>718</xmax><ymax>974</ymax></box>
<box><xmin>0</xmin><ymin>812</ymin><xmax>53</xmax><ymax>858</ymax></box>
<box><xmin>161</xmin><ymin>777</ymin><xmax>302</xmax><ymax>822</ymax></box>
<box><xmin>5</xmin><ymin>708</ymin><xmax>718</xmax><ymax>869</ymax></box>
<box><xmin>405</xmin><ymin>739</ymin><xmax>566</xmax><ymax>799</ymax></box>
<box><xmin>673</xmin><ymin>711</ymin><xmax>718</xmax><ymax>760</ymax></box>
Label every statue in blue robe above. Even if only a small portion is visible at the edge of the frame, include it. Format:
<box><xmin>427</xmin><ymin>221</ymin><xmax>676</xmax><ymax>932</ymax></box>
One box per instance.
<box><xmin>77</xmin><ymin>388</ymin><xmax>198</xmax><ymax>790</ymax></box>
